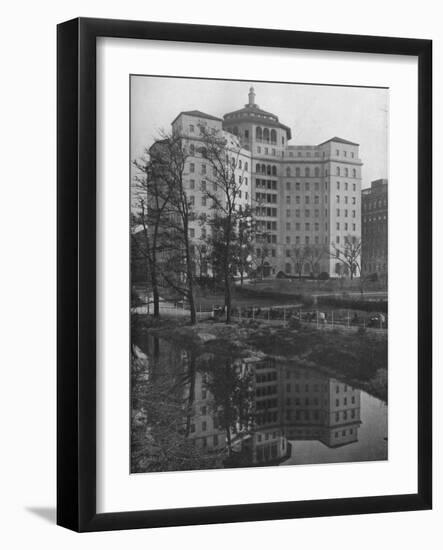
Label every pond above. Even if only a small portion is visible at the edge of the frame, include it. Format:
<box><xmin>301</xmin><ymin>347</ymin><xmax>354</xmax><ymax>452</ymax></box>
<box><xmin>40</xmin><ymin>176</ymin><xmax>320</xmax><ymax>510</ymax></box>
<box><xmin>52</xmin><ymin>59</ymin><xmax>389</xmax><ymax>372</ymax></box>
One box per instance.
<box><xmin>131</xmin><ymin>335</ymin><xmax>387</xmax><ymax>473</ymax></box>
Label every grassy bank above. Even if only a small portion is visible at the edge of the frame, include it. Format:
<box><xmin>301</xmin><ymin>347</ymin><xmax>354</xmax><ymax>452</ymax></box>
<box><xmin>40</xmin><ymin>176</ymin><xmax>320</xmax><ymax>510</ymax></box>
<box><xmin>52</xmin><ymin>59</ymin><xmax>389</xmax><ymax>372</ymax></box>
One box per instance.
<box><xmin>134</xmin><ymin>315</ymin><xmax>388</xmax><ymax>402</ymax></box>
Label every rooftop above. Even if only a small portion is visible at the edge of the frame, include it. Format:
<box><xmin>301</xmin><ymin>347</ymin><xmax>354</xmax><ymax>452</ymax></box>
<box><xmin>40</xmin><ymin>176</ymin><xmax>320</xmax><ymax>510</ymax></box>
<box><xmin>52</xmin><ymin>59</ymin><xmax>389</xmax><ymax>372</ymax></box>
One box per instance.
<box><xmin>171</xmin><ymin>110</ymin><xmax>223</xmax><ymax>126</ymax></box>
<box><xmin>318</xmin><ymin>136</ymin><xmax>360</xmax><ymax>147</ymax></box>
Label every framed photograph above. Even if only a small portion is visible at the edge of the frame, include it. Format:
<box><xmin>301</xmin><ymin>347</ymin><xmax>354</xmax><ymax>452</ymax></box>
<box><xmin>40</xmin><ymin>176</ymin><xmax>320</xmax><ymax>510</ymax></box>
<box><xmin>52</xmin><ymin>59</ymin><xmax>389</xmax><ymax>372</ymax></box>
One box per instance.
<box><xmin>57</xmin><ymin>17</ymin><xmax>432</xmax><ymax>532</ymax></box>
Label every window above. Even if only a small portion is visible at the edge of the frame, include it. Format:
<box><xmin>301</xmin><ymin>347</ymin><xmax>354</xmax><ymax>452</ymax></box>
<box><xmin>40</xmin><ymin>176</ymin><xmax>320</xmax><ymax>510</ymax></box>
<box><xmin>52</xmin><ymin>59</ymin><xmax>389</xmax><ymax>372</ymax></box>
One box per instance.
<box><xmin>336</xmin><ymin>235</ymin><xmax>340</xmax><ymax>243</ymax></box>
<box><xmin>352</xmin><ymin>210</ymin><xmax>356</xmax><ymax>218</ymax></box>
<box><xmin>352</xmin><ymin>197</ymin><xmax>356</xmax><ymax>204</ymax></box>
<box><xmin>336</xmin><ymin>208</ymin><xmax>340</xmax><ymax>216</ymax></box>
<box><xmin>345</xmin><ymin>168</ymin><xmax>349</xmax><ymax>177</ymax></box>
<box><xmin>305</xmin><ymin>209</ymin><xmax>310</xmax><ymax>217</ymax></box>
<box><xmin>238</xmin><ymin>159</ymin><xmax>242</xmax><ymax>169</ymax></box>
<box><xmin>315</xmin><ymin>167</ymin><xmax>320</xmax><ymax>177</ymax></box>
<box><xmin>336</xmin><ymin>195</ymin><xmax>340</xmax><ymax>203</ymax></box>
<box><xmin>336</xmin><ymin>149</ymin><xmax>340</xmax><ymax>156</ymax></box>
<box><xmin>286</xmin><ymin>167</ymin><xmax>291</xmax><ymax>177</ymax></box>
<box><xmin>337</xmin><ymin>181</ymin><xmax>340</xmax><ymax>190</ymax></box>
<box><xmin>295</xmin><ymin>209</ymin><xmax>300</xmax><ymax>218</ymax></box>
<box><xmin>353</xmin><ymin>183</ymin><xmax>356</xmax><ymax>191</ymax></box>
<box><xmin>336</xmin><ymin>167</ymin><xmax>340</xmax><ymax>176</ymax></box>
<box><xmin>295</xmin><ymin>167</ymin><xmax>301</xmax><ymax>177</ymax></box>
<box><xmin>286</xmin><ymin>222</ymin><xmax>291</xmax><ymax>231</ymax></box>
<box><xmin>201</xmin><ymin>164</ymin><xmax>206</xmax><ymax>174</ymax></box>
<box><xmin>286</xmin><ymin>195</ymin><xmax>291</xmax><ymax>204</ymax></box>
<box><xmin>305</xmin><ymin>182</ymin><xmax>310</xmax><ymax>191</ymax></box>
<box><xmin>190</xmin><ymin>228</ymin><xmax>195</xmax><ymax>238</ymax></box>
<box><xmin>190</xmin><ymin>163</ymin><xmax>195</xmax><ymax>173</ymax></box>
<box><xmin>296</xmin><ymin>196</ymin><xmax>300</xmax><ymax>204</ymax></box>
<box><xmin>305</xmin><ymin>222</ymin><xmax>310</xmax><ymax>230</ymax></box>
<box><xmin>286</xmin><ymin>181</ymin><xmax>291</xmax><ymax>190</ymax></box>
<box><xmin>305</xmin><ymin>167</ymin><xmax>310</xmax><ymax>177</ymax></box>
<box><xmin>189</xmin><ymin>196</ymin><xmax>195</xmax><ymax>205</ymax></box>
<box><xmin>295</xmin><ymin>222</ymin><xmax>300</xmax><ymax>230</ymax></box>
<box><xmin>344</xmin><ymin>196</ymin><xmax>348</xmax><ymax>204</ymax></box>
<box><xmin>315</xmin><ymin>195</ymin><xmax>319</xmax><ymax>204</ymax></box>
<box><xmin>202</xmin><ymin>421</ymin><xmax>207</xmax><ymax>432</ymax></box>
<box><xmin>344</xmin><ymin>209</ymin><xmax>348</xmax><ymax>217</ymax></box>
<box><xmin>352</xmin><ymin>168</ymin><xmax>356</xmax><ymax>177</ymax></box>
<box><xmin>305</xmin><ymin>195</ymin><xmax>310</xmax><ymax>204</ymax></box>
<box><xmin>336</xmin><ymin>222</ymin><xmax>340</xmax><ymax>230</ymax></box>
<box><xmin>190</xmin><ymin>179</ymin><xmax>195</xmax><ymax>189</ymax></box>
<box><xmin>201</xmin><ymin>180</ymin><xmax>206</xmax><ymax>191</ymax></box>
<box><xmin>286</xmin><ymin>209</ymin><xmax>291</xmax><ymax>217</ymax></box>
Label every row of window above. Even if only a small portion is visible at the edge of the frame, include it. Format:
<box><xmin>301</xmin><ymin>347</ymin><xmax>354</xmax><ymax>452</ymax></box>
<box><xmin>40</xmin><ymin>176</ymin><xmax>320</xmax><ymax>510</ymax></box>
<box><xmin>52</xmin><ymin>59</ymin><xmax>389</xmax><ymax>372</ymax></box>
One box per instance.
<box><xmin>286</xmin><ymin>149</ymin><xmax>356</xmax><ymax>159</ymax></box>
<box><xmin>362</xmin><ymin>197</ymin><xmax>387</xmax><ymax>211</ymax></box>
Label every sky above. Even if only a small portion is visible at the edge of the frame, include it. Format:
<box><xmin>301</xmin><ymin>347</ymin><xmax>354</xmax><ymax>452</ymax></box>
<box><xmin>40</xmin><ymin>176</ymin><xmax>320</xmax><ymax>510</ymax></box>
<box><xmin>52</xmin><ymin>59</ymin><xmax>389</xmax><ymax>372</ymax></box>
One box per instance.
<box><xmin>131</xmin><ymin>76</ymin><xmax>388</xmax><ymax>190</ymax></box>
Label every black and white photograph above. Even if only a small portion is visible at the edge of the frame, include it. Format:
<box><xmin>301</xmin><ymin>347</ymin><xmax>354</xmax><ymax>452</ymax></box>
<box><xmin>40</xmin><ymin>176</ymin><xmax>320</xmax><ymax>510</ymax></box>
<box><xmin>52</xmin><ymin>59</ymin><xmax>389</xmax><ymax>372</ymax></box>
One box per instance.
<box><xmin>130</xmin><ymin>76</ymin><xmax>389</xmax><ymax>473</ymax></box>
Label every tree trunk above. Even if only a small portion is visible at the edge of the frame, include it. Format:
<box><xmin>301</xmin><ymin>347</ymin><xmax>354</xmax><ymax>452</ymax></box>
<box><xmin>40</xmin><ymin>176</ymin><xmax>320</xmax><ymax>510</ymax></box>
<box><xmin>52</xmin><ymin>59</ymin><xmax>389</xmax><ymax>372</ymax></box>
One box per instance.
<box><xmin>225</xmin><ymin>274</ymin><xmax>231</xmax><ymax>323</ymax></box>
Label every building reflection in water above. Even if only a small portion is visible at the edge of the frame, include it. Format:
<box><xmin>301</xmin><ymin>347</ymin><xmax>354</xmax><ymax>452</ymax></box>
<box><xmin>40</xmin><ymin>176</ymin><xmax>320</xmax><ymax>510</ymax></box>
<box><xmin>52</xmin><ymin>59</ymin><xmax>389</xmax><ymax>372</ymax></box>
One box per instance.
<box><xmin>132</xmin><ymin>336</ymin><xmax>365</xmax><ymax>472</ymax></box>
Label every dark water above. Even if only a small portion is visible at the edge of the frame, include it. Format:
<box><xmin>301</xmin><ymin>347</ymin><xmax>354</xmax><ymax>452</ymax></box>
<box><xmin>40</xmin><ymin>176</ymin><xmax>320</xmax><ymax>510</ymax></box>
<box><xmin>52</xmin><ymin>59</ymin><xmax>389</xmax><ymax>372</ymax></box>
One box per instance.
<box><xmin>131</xmin><ymin>335</ymin><xmax>387</xmax><ymax>473</ymax></box>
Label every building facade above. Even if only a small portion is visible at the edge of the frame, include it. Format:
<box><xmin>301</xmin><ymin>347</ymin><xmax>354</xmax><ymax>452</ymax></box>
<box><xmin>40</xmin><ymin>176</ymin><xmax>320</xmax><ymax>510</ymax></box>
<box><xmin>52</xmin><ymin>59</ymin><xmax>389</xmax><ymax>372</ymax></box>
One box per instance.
<box><xmin>161</xmin><ymin>87</ymin><xmax>363</xmax><ymax>278</ymax></box>
<box><xmin>361</xmin><ymin>178</ymin><xmax>388</xmax><ymax>278</ymax></box>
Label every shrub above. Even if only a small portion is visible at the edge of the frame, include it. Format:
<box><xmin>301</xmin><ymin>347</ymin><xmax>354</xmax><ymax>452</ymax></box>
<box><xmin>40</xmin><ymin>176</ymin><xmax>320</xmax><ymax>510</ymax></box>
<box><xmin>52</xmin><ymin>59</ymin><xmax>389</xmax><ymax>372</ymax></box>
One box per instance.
<box><xmin>288</xmin><ymin>317</ymin><xmax>301</xmax><ymax>329</ymax></box>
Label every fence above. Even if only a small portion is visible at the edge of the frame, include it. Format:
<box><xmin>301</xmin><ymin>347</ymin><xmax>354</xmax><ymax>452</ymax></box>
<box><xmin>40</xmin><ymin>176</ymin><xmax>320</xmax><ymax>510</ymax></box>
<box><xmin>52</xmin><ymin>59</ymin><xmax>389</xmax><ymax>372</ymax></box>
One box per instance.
<box><xmin>132</xmin><ymin>300</ymin><xmax>387</xmax><ymax>330</ymax></box>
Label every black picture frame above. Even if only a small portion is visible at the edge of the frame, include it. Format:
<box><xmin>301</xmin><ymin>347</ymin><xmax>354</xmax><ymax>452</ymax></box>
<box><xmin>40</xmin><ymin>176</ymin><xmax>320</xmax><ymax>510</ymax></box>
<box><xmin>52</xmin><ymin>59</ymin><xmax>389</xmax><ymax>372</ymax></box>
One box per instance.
<box><xmin>57</xmin><ymin>17</ymin><xmax>432</xmax><ymax>532</ymax></box>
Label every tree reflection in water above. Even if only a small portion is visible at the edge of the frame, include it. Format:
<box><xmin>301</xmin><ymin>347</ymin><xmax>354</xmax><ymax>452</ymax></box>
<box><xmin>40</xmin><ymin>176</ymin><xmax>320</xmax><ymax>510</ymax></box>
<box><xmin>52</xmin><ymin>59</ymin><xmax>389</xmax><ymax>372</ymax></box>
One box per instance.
<box><xmin>131</xmin><ymin>336</ymin><xmax>386</xmax><ymax>473</ymax></box>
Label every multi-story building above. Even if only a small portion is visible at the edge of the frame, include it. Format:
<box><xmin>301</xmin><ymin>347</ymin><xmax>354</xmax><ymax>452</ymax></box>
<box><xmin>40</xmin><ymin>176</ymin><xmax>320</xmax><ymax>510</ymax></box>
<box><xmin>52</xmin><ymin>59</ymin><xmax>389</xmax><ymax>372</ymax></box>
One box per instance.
<box><xmin>154</xmin><ymin>87</ymin><xmax>363</xmax><ymax>278</ymax></box>
<box><xmin>361</xmin><ymin>179</ymin><xmax>388</xmax><ymax>278</ymax></box>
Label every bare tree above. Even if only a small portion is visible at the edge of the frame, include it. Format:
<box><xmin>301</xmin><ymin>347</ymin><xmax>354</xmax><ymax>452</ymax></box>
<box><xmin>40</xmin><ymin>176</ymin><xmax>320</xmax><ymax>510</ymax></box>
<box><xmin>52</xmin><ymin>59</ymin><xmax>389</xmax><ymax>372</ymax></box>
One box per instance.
<box><xmin>304</xmin><ymin>244</ymin><xmax>326</xmax><ymax>276</ymax></box>
<box><xmin>198</xmin><ymin>128</ymin><xmax>249</xmax><ymax>323</ymax></box>
<box><xmin>330</xmin><ymin>235</ymin><xmax>362</xmax><ymax>280</ymax></box>
<box><xmin>148</xmin><ymin>133</ymin><xmax>198</xmax><ymax>324</ymax></box>
<box><xmin>132</xmin><ymin>149</ymin><xmax>174</xmax><ymax>318</ymax></box>
<box><xmin>292</xmin><ymin>243</ymin><xmax>309</xmax><ymax>280</ymax></box>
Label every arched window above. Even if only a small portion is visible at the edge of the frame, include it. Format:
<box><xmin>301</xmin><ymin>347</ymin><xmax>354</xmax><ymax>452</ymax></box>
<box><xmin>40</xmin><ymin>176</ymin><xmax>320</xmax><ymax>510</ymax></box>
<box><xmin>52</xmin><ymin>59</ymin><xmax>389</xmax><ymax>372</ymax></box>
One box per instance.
<box><xmin>233</xmin><ymin>126</ymin><xmax>239</xmax><ymax>135</ymax></box>
<box><xmin>272</xmin><ymin>166</ymin><xmax>277</xmax><ymax>176</ymax></box>
<box><xmin>270</xmin><ymin>129</ymin><xmax>277</xmax><ymax>143</ymax></box>
<box><xmin>256</xmin><ymin>163</ymin><xmax>261</xmax><ymax>173</ymax></box>
<box><xmin>336</xmin><ymin>167</ymin><xmax>341</xmax><ymax>176</ymax></box>
<box><xmin>190</xmin><ymin>144</ymin><xmax>195</xmax><ymax>155</ymax></box>
<box><xmin>238</xmin><ymin>160</ymin><xmax>242</xmax><ymax>169</ymax></box>
<box><xmin>286</xmin><ymin>167</ymin><xmax>291</xmax><ymax>177</ymax></box>
<box><xmin>261</xmin><ymin>163</ymin><xmax>266</xmax><ymax>174</ymax></box>
<box><xmin>256</xmin><ymin>127</ymin><xmax>262</xmax><ymax>140</ymax></box>
<box><xmin>345</xmin><ymin>168</ymin><xmax>349</xmax><ymax>177</ymax></box>
<box><xmin>314</xmin><ymin>167</ymin><xmax>320</xmax><ymax>177</ymax></box>
<box><xmin>352</xmin><ymin>168</ymin><xmax>356</xmax><ymax>178</ymax></box>
<box><xmin>263</xmin><ymin>128</ymin><xmax>270</xmax><ymax>142</ymax></box>
<box><xmin>295</xmin><ymin>167</ymin><xmax>301</xmax><ymax>177</ymax></box>
<box><xmin>266</xmin><ymin>165</ymin><xmax>271</xmax><ymax>175</ymax></box>
<box><xmin>305</xmin><ymin>167</ymin><xmax>310</xmax><ymax>177</ymax></box>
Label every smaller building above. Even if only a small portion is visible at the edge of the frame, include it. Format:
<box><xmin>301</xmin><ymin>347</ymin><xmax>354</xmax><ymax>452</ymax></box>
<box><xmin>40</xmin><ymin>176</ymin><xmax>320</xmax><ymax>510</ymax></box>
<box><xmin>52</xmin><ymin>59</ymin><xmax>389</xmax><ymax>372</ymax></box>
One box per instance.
<box><xmin>361</xmin><ymin>179</ymin><xmax>388</xmax><ymax>278</ymax></box>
